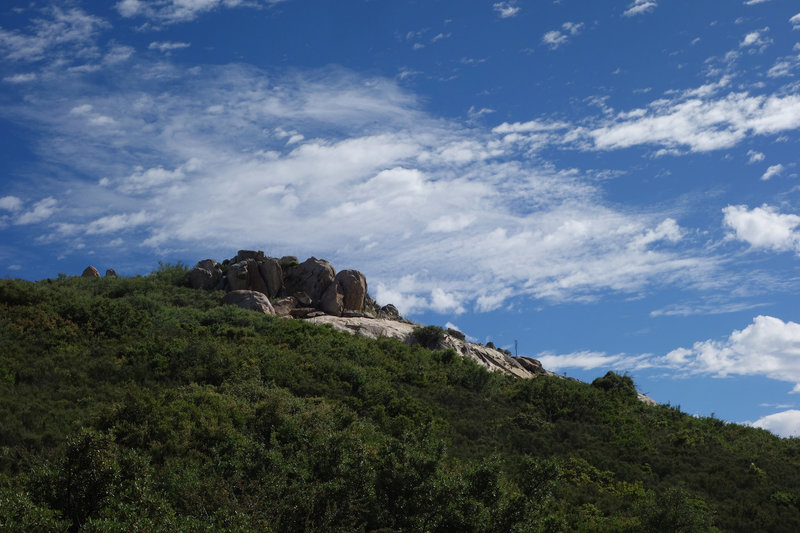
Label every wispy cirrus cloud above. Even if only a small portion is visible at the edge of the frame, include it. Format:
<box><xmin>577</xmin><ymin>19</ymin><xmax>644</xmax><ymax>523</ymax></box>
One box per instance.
<box><xmin>148</xmin><ymin>41</ymin><xmax>191</xmax><ymax>53</ymax></box>
<box><xmin>542</xmin><ymin>22</ymin><xmax>584</xmax><ymax>50</ymax></box>
<box><xmin>493</xmin><ymin>2</ymin><xmax>520</xmax><ymax>19</ymax></box>
<box><xmin>623</xmin><ymin>0</ymin><xmax>657</xmax><ymax>17</ymax></box>
<box><xmin>0</xmin><ymin>59</ymin><xmax>720</xmax><ymax>315</ymax></box>
<box><xmin>116</xmin><ymin>0</ymin><xmax>287</xmax><ymax>25</ymax></box>
<box><xmin>0</xmin><ymin>6</ymin><xmax>107</xmax><ymax>62</ymax></box>
<box><xmin>496</xmin><ymin>81</ymin><xmax>800</xmax><ymax>154</ymax></box>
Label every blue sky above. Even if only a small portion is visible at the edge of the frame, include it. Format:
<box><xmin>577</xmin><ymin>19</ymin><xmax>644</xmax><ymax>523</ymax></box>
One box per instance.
<box><xmin>2</xmin><ymin>0</ymin><xmax>800</xmax><ymax>437</ymax></box>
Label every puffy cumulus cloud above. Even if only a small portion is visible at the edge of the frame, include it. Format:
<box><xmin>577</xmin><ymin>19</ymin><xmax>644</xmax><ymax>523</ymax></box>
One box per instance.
<box><xmin>747</xmin><ymin>150</ymin><xmax>765</xmax><ymax>163</ymax></box>
<box><xmin>0</xmin><ymin>6</ymin><xmax>107</xmax><ymax>62</ymax></box>
<box><xmin>752</xmin><ymin>410</ymin><xmax>800</xmax><ymax>438</ymax></box>
<box><xmin>493</xmin><ymin>2</ymin><xmax>520</xmax><ymax>19</ymax></box>
<box><xmin>117</xmin><ymin>0</ymin><xmax>286</xmax><ymax>24</ymax></box>
<box><xmin>792</xmin><ymin>13</ymin><xmax>800</xmax><ymax>30</ymax></box>
<box><xmin>664</xmin><ymin>316</ymin><xmax>800</xmax><ymax>387</ymax></box>
<box><xmin>1</xmin><ymin>62</ymin><xmax>720</xmax><ymax>315</ymax></box>
<box><xmin>623</xmin><ymin>0</ymin><xmax>657</xmax><ymax>17</ymax></box>
<box><xmin>723</xmin><ymin>204</ymin><xmax>800</xmax><ymax>253</ymax></box>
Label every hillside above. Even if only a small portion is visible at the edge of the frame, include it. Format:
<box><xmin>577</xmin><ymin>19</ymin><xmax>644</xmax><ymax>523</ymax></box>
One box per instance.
<box><xmin>2</xmin><ymin>263</ymin><xmax>800</xmax><ymax>532</ymax></box>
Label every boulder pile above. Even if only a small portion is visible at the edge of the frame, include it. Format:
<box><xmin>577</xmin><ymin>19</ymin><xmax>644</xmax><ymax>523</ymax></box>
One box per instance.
<box><xmin>191</xmin><ymin>250</ymin><xmax>371</xmax><ymax>319</ymax></box>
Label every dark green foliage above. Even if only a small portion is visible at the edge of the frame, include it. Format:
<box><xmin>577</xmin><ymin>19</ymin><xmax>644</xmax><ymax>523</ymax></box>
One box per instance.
<box><xmin>411</xmin><ymin>325</ymin><xmax>445</xmax><ymax>349</ymax></box>
<box><xmin>1</xmin><ymin>271</ymin><xmax>800</xmax><ymax>531</ymax></box>
<box><xmin>592</xmin><ymin>371</ymin><xmax>637</xmax><ymax>397</ymax></box>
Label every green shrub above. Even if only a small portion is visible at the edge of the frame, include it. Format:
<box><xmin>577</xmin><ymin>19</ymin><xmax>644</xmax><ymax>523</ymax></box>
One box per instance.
<box><xmin>411</xmin><ymin>326</ymin><xmax>445</xmax><ymax>349</ymax></box>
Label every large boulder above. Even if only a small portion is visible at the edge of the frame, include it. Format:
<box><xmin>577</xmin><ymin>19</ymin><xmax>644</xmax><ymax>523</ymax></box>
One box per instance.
<box><xmin>189</xmin><ymin>259</ymin><xmax>222</xmax><ymax>290</ymax></box>
<box><xmin>272</xmin><ymin>296</ymin><xmax>297</xmax><ymax>317</ymax></box>
<box><xmin>234</xmin><ymin>249</ymin><xmax>266</xmax><ymax>263</ymax></box>
<box><xmin>320</xmin><ymin>269</ymin><xmax>367</xmax><ymax>316</ymax></box>
<box><xmin>82</xmin><ymin>266</ymin><xmax>100</xmax><ymax>278</ymax></box>
<box><xmin>258</xmin><ymin>258</ymin><xmax>283</xmax><ymax>298</ymax></box>
<box><xmin>221</xmin><ymin>290</ymin><xmax>274</xmax><ymax>315</ymax></box>
<box><xmin>227</xmin><ymin>259</ymin><xmax>268</xmax><ymax>294</ymax></box>
<box><xmin>281</xmin><ymin>257</ymin><xmax>335</xmax><ymax>308</ymax></box>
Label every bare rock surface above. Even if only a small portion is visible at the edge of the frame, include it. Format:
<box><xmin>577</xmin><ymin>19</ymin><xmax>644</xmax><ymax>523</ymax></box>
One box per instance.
<box><xmin>82</xmin><ymin>266</ymin><xmax>100</xmax><ymax>278</ymax></box>
<box><xmin>281</xmin><ymin>257</ymin><xmax>335</xmax><ymax>307</ymax></box>
<box><xmin>321</xmin><ymin>269</ymin><xmax>367</xmax><ymax>316</ymax></box>
<box><xmin>221</xmin><ymin>290</ymin><xmax>274</xmax><ymax>315</ymax></box>
<box><xmin>190</xmin><ymin>259</ymin><xmax>222</xmax><ymax>290</ymax></box>
<box><xmin>304</xmin><ymin>315</ymin><xmax>556</xmax><ymax>379</ymax></box>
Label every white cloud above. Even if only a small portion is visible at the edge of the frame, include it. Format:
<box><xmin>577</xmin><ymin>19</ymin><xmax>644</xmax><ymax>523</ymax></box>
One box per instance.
<box><xmin>537</xmin><ymin>350</ymin><xmax>652</xmax><ymax>371</ymax></box>
<box><xmin>739</xmin><ymin>27</ymin><xmax>772</xmax><ymax>52</ymax></box>
<box><xmin>744</xmin><ymin>0</ymin><xmax>771</xmax><ymax>4</ymax></box>
<box><xmin>3</xmin><ymin>73</ymin><xmax>36</xmax><ymax>83</ymax></box>
<box><xmin>85</xmin><ymin>211</ymin><xmax>150</xmax><ymax>234</ymax></box>
<box><xmin>117</xmin><ymin>0</ymin><xmax>286</xmax><ymax>24</ymax></box>
<box><xmin>623</xmin><ymin>0</ymin><xmax>657</xmax><ymax>17</ymax></box>
<box><xmin>148</xmin><ymin>41</ymin><xmax>191</xmax><ymax>53</ymax></box>
<box><xmin>493</xmin><ymin>77</ymin><xmax>800</xmax><ymax>155</ymax></box>
<box><xmin>0</xmin><ymin>196</ymin><xmax>23</xmax><ymax>211</ymax></box>
<box><xmin>493</xmin><ymin>2</ymin><xmax>520</xmax><ymax>18</ymax></box>
<box><xmin>792</xmin><ymin>14</ymin><xmax>800</xmax><ymax>30</ymax></box>
<box><xmin>747</xmin><ymin>150</ymin><xmax>765</xmax><ymax>163</ymax></box>
<box><xmin>666</xmin><ymin>316</ymin><xmax>800</xmax><ymax>386</ymax></box>
<box><xmin>0</xmin><ymin>63</ymin><xmax>721</xmax><ymax>314</ymax></box>
<box><xmin>761</xmin><ymin>163</ymin><xmax>784</xmax><ymax>181</ymax></box>
<box><xmin>586</xmin><ymin>91</ymin><xmax>800</xmax><ymax>153</ymax></box>
<box><xmin>0</xmin><ymin>7</ymin><xmax>107</xmax><ymax>62</ymax></box>
<box><xmin>753</xmin><ymin>410</ymin><xmax>800</xmax><ymax>438</ymax></box>
<box><xmin>15</xmin><ymin>197</ymin><xmax>57</xmax><ymax>225</ymax></box>
<box><xmin>541</xmin><ymin>22</ymin><xmax>584</xmax><ymax>50</ymax></box>
<box><xmin>723</xmin><ymin>204</ymin><xmax>800</xmax><ymax>253</ymax></box>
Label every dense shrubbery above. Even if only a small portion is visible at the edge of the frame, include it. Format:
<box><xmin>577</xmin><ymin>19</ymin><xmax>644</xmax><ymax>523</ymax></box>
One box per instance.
<box><xmin>1</xmin><ymin>266</ymin><xmax>799</xmax><ymax>531</ymax></box>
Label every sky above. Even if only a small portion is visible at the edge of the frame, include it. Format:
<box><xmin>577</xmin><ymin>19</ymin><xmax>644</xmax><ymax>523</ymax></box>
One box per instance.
<box><xmin>2</xmin><ymin>0</ymin><xmax>800</xmax><ymax>437</ymax></box>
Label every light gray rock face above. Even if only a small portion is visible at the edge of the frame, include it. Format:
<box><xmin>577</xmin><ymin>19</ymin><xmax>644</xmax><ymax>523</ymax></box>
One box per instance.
<box><xmin>221</xmin><ymin>290</ymin><xmax>274</xmax><ymax>315</ymax></box>
<box><xmin>190</xmin><ymin>259</ymin><xmax>222</xmax><ymax>290</ymax></box>
<box><xmin>82</xmin><ymin>266</ymin><xmax>100</xmax><ymax>278</ymax></box>
<box><xmin>304</xmin><ymin>315</ymin><xmax>552</xmax><ymax>379</ymax></box>
<box><xmin>281</xmin><ymin>257</ymin><xmax>335</xmax><ymax>308</ymax></box>
<box><xmin>258</xmin><ymin>258</ymin><xmax>283</xmax><ymax>298</ymax></box>
<box><xmin>320</xmin><ymin>269</ymin><xmax>367</xmax><ymax>316</ymax></box>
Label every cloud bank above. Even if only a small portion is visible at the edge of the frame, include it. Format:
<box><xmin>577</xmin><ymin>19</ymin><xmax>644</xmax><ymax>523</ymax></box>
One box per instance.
<box><xmin>0</xmin><ymin>59</ymin><xmax>720</xmax><ymax>315</ymax></box>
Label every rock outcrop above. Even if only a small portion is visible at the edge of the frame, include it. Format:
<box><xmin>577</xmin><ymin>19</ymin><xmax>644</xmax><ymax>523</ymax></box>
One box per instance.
<box><xmin>305</xmin><ymin>315</ymin><xmax>556</xmax><ymax>379</ymax></box>
<box><xmin>181</xmin><ymin>249</ymin><xmax>656</xmax><ymax>404</ymax></box>
<box><xmin>320</xmin><ymin>269</ymin><xmax>367</xmax><ymax>317</ymax></box>
<box><xmin>221</xmin><ymin>290</ymin><xmax>274</xmax><ymax>315</ymax></box>
<box><xmin>82</xmin><ymin>266</ymin><xmax>100</xmax><ymax>278</ymax></box>
<box><xmin>190</xmin><ymin>259</ymin><xmax>222</xmax><ymax>290</ymax></box>
<box><xmin>281</xmin><ymin>257</ymin><xmax>335</xmax><ymax>308</ymax></box>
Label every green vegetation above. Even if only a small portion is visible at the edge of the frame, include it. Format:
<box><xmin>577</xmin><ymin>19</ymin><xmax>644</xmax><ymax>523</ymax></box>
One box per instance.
<box><xmin>1</xmin><ymin>266</ymin><xmax>799</xmax><ymax>531</ymax></box>
<box><xmin>410</xmin><ymin>325</ymin><xmax>446</xmax><ymax>349</ymax></box>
